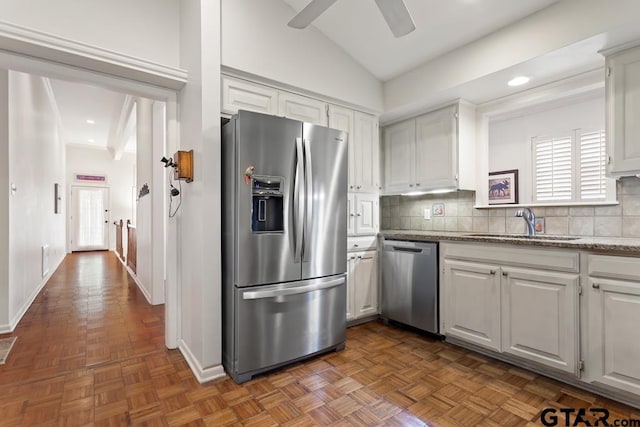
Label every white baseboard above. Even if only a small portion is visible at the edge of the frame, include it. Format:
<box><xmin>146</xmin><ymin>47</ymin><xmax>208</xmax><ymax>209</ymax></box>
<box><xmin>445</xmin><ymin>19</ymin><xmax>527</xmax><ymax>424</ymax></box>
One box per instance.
<box><xmin>179</xmin><ymin>339</ymin><xmax>226</xmax><ymax>384</ymax></box>
<box><xmin>0</xmin><ymin>254</ymin><xmax>64</xmax><ymax>334</ymax></box>
<box><xmin>115</xmin><ymin>253</ymin><xmax>153</xmax><ymax>306</ymax></box>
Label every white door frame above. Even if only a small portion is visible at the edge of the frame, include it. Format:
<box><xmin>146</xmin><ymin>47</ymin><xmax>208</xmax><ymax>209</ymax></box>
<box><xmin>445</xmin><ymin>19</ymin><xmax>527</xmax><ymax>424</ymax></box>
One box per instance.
<box><xmin>69</xmin><ymin>185</ymin><xmax>110</xmax><ymax>251</ymax></box>
<box><xmin>0</xmin><ymin>47</ymin><xmax>181</xmax><ymax>349</ymax></box>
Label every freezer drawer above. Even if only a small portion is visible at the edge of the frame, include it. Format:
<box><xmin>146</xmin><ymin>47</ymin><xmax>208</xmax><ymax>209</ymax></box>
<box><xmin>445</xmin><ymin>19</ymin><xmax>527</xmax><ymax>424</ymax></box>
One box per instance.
<box><xmin>381</xmin><ymin>240</ymin><xmax>438</xmax><ymax>334</ymax></box>
<box><xmin>233</xmin><ymin>275</ymin><xmax>346</xmax><ymax>380</ymax></box>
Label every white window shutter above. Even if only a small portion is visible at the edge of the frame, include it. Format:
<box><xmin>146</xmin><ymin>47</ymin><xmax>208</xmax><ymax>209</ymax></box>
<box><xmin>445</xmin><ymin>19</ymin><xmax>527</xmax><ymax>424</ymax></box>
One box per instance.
<box><xmin>579</xmin><ymin>131</ymin><xmax>607</xmax><ymax>200</ymax></box>
<box><xmin>534</xmin><ymin>135</ymin><xmax>573</xmax><ymax>202</ymax></box>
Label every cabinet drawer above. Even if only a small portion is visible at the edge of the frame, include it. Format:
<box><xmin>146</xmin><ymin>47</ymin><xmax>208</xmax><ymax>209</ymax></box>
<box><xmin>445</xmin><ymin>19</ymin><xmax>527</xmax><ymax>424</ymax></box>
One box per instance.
<box><xmin>348</xmin><ymin>236</ymin><xmax>377</xmax><ymax>252</ymax></box>
<box><xmin>442</xmin><ymin>242</ymin><xmax>579</xmax><ymax>273</ymax></box>
<box><xmin>588</xmin><ymin>254</ymin><xmax>640</xmax><ymax>281</ymax></box>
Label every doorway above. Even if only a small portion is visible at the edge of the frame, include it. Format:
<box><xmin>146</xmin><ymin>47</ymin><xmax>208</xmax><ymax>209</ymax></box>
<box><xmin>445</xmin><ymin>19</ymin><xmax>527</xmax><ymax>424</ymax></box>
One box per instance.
<box><xmin>70</xmin><ymin>186</ymin><xmax>110</xmax><ymax>251</ymax></box>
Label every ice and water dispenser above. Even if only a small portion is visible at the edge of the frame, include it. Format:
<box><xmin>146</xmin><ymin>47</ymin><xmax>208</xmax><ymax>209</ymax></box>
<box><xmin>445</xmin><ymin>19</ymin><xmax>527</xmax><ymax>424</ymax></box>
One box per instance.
<box><xmin>251</xmin><ymin>176</ymin><xmax>284</xmax><ymax>233</ymax></box>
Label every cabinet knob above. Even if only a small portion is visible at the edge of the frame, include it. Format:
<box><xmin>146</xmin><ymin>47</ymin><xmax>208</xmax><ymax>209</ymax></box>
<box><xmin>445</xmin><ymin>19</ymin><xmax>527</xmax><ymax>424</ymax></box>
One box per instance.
<box><xmin>416</xmin><ymin>183</ymin><xmax>420</xmax><ymax>187</ymax></box>
<box><xmin>350</xmin><ymin>185</ymin><xmax>354</xmax><ymax>189</ymax></box>
<box><xmin>357</xmin><ymin>186</ymin><xmax>361</xmax><ymax>189</ymax></box>
<box><xmin>357</xmin><ymin>213</ymin><xmax>362</xmax><ymax>216</ymax></box>
<box><xmin>409</xmin><ymin>184</ymin><xmax>414</xmax><ymax>187</ymax></box>
<box><xmin>354</xmin><ymin>244</ymin><xmax>359</xmax><ymax>247</ymax></box>
<box><xmin>489</xmin><ymin>270</ymin><xmax>496</xmax><ymax>275</ymax></box>
<box><xmin>357</xmin><ymin>256</ymin><xmax>362</xmax><ymax>259</ymax></box>
<box><xmin>592</xmin><ymin>283</ymin><xmax>600</xmax><ymax>289</ymax></box>
<box><xmin>350</xmin><ymin>256</ymin><xmax>356</xmax><ymax>260</ymax></box>
<box><xmin>502</xmin><ymin>271</ymin><xmax>508</xmax><ymax>277</ymax></box>
<box><xmin>350</xmin><ymin>213</ymin><xmax>355</xmax><ymax>217</ymax></box>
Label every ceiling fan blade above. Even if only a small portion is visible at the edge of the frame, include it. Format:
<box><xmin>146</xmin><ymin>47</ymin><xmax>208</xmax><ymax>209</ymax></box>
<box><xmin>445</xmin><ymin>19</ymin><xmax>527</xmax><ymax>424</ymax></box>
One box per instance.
<box><xmin>374</xmin><ymin>0</ymin><xmax>416</xmax><ymax>38</ymax></box>
<box><xmin>288</xmin><ymin>0</ymin><xmax>339</xmax><ymax>29</ymax></box>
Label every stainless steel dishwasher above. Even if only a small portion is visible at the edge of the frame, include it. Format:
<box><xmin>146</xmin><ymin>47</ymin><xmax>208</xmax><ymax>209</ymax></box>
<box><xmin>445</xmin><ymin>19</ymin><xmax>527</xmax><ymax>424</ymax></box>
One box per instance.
<box><xmin>381</xmin><ymin>239</ymin><xmax>439</xmax><ymax>334</ymax></box>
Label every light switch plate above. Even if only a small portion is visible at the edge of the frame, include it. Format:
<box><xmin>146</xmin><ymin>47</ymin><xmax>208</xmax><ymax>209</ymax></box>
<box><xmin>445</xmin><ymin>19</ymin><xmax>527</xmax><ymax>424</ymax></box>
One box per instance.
<box><xmin>424</xmin><ymin>208</ymin><xmax>431</xmax><ymax>220</ymax></box>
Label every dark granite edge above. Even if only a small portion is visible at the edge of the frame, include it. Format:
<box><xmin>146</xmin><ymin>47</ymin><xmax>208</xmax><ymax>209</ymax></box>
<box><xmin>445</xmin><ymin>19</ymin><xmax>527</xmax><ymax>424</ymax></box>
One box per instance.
<box><xmin>380</xmin><ymin>230</ymin><xmax>640</xmax><ymax>255</ymax></box>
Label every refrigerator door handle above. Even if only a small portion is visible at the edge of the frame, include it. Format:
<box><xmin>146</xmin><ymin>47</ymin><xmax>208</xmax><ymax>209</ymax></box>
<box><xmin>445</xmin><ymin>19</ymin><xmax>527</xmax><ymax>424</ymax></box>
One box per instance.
<box><xmin>294</xmin><ymin>137</ymin><xmax>305</xmax><ymax>262</ymax></box>
<box><xmin>303</xmin><ymin>138</ymin><xmax>313</xmax><ymax>261</ymax></box>
<box><xmin>242</xmin><ymin>278</ymin><xmax>344</xmax><ymax>300</ymax></box>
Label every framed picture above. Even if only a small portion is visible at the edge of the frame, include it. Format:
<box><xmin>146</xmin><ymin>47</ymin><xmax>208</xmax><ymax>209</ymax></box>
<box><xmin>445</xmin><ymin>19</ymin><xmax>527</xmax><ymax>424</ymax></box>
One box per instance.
<box><xmin>488</xmin><ymin>169</ymin><xmax>519</xmax><ymax>205</ymax></box>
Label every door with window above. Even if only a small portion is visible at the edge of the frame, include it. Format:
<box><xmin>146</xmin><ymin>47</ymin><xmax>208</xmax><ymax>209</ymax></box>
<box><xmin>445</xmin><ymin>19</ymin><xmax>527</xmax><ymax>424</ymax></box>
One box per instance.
<box><xmin>71</xmin><ymin>186</ymin><xmax>110</xmax><ymax>251</ymax></box>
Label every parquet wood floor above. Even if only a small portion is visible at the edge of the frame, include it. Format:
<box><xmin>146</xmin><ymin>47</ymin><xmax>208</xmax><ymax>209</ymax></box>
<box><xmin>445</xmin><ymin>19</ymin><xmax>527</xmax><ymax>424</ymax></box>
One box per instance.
<box><xmin>0</xmin><ymin>251</ymin><xmax>638</xmax><ymax>426</ymax></box>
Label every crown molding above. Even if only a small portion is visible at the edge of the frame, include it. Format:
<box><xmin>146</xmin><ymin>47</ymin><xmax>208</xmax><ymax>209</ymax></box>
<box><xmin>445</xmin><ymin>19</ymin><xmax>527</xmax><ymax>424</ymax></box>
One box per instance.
<box><xmin>0</xmin><ymin>21</ymin><xmax>187</xmax><ymax>90</ymax></box>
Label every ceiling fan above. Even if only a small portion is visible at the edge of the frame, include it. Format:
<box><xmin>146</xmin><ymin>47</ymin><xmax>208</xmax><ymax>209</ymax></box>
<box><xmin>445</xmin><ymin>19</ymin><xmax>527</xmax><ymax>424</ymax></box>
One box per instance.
<box><xmin>288</xmin><ymin>0</ymin><xmax>416</xmax><ymax>38</ymax></box>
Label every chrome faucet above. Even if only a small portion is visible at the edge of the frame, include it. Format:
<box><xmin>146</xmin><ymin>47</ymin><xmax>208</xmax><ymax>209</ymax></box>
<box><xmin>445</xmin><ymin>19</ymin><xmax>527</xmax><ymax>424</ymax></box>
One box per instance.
<box><xmin>515</xmin><ymin>207</ymin><xmax>536</xmax><ymax>236</ymax></box>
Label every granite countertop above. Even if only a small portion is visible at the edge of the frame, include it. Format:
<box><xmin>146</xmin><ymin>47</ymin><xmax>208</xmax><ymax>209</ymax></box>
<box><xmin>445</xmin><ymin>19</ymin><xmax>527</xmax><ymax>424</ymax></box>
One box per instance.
<box><xmin>380</xmin><ymin>230</ymin><xmax>640</xmax><ymax>256</ymax></box>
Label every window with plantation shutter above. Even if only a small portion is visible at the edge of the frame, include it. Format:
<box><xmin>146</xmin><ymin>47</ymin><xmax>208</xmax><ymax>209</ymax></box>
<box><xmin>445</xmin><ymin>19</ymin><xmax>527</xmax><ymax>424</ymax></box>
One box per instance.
<box><xmin>533</xmin><ymin>135</ymin><xmax>573</xmax><ymax>202</ymax></box>
<box><xmin>532</xmin><ymin>129</ymin><xmax>614</xmax><ymax>204</ymax></box>
<box><xmin>579</xmin><ymin>131</ymin><xmax>607</xmax><ymax>200</ymax></box>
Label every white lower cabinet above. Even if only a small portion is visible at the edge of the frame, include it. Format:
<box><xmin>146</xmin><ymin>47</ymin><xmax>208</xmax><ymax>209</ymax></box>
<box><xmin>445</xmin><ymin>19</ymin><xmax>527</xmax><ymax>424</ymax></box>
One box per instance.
<box><xmin>443</xmin><ymin>259</ymin><xmax>501</xmax><ymax>352</ymax></box>
<box><xmin>501</xmin><ymin>267</ymin><xmax>579</xmax><ymax>374</ymax></box>
<box><xmin>587</xmin><ymin>255</ymin><xmax>640</xmax><ymax>395</ymax></box>
<box><xmin>347</xmin><ymin>250</ymin><xmax>378</xmax><ymax>322</ymax></box>
<box><xmin>441</xmin><ymin>242</ymin><xmax>580</xmax><ymax>375</ymax></box>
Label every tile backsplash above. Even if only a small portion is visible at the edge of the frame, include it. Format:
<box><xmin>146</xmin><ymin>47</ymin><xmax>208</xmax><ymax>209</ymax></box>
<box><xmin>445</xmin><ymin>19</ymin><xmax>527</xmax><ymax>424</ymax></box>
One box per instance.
<box><xmin>380</xmin><ymin>177</ymin><xmax>640</xmax><ymax>238</ymax></box>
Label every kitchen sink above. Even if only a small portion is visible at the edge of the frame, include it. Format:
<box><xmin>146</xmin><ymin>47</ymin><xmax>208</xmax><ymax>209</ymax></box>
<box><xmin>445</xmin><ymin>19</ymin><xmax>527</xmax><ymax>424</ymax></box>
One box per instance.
<box><xmin>465</xmin><ymin>233</ymin><xmax>581</xmax><ymax>241</ymax></box>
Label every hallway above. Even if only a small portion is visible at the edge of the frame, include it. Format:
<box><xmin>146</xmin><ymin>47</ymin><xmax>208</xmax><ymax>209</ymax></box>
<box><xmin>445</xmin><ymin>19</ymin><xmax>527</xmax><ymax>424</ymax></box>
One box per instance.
<box><xmin>1</xmin><ymin>252</ymin><xmax>639</xmax><ymax>426</ymax></box>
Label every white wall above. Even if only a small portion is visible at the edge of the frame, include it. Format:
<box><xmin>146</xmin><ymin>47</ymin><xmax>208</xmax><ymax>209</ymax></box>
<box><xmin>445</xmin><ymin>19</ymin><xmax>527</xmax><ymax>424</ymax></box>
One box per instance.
<box><xmin>6</xmin><ymin>71</ymin><xmax>66</xmax><ymax>329</ymax></box>
<box><xmin>136</xmin><ymin>98</ymin><xmax>153</xmax><ymax>304</ymax></box>
<box><xmin>178</xmin><ymin>0</ymin><xmax>224</xmax><ymax>381</ymax></box>
<box><xmin>65</xmin><ymin>145</ymin><xmax>135</xmax><ymax>252</ymax></box>
<box><xmin>0</xmin><ymin>70</ymin><xmax>9</xmax><ymax>327</ymax></box>
<box><xmin>221</xmin><ymin>0</ymin><xmax>383</xmax><ymax>112</ymax></box>
<box><xmin>383</xmin><ymin>0</ymin><xmax>640</xmax><ymax>119</ymax></box>
<box><xmin>0</xmin><ymin>0</ymin><xmax>180</xmax><ymax>68</ymax></box>
<box><xmin>489</xmin><ymin>95</ymin><xmax>605</xmax><ymax>204</ymax></box>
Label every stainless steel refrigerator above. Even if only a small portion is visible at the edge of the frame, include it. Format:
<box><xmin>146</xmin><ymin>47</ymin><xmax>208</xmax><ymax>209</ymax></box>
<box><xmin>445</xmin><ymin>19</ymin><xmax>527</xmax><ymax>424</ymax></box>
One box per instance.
<box><xmin>222</xmin><ymin>110</ymin><xmax>348</xmax><ymax>383</ymax></box>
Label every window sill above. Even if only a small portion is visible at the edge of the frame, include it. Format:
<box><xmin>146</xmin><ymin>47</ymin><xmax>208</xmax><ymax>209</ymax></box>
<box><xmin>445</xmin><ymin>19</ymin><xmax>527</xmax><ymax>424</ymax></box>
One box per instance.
<box><xmin>474</xmin><ymin>201</ymin><xmax>619</xmax><ymax>209</ymax></box>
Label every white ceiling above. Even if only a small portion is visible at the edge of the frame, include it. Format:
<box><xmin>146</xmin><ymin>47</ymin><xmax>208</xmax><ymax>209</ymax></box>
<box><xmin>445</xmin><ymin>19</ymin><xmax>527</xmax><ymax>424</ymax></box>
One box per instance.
<box><xmin>49</xmin><ymin>79</ymin><xmax>136</xmax><ymax>153</ymax></box>
<box><xmin>282</xmin><ymin>0</ymin><xmax>560</xmax><ymax>81</ymax></box>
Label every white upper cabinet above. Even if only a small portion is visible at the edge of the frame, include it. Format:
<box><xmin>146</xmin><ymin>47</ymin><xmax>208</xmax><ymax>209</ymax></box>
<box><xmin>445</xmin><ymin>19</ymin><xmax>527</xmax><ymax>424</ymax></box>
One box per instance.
<box><xmin>347</xmin><ymin>193</ymin><xmax>379</xmax><ymax>236</ymax></box>
<box><xmin>278</xmin><ymin>91</ymin><xmax>328</xmax><ymax>126</ymax></box>
<box><xmin>605</xmin><ymin>45</ymin><xmax>640</xmax><ymax>177</ymax></box>
<box><xmin>353</xmin><ymin>112</ymin><xmax>380</xmax><ymax>192</ymax></box>
<box><xmin>221</xmin><ymin>75</ymin><xmax>278</xmax><ymax>116</ymax></box>
<box><xmin>383</xmin><ymin>101</ymin><xmax>476</xmax><ymax>195</ymax></box>
<box><xmin>415</xmin><ymin>105</ymin><xmax>457</xmax><ymax>189</ymax></box>
<box><xmin>329</xmin><ymin>105</ymin><xmax>355</xmax><ymax>187</ymax></box>
<box><xmin>384</xmin><ymin>120</ymin><xmax>415</xmax><ymax>193</ymax></box>
<box><xmin>330</xmin><ymin>107</ymin><xmax>380</xmax><ymax>193</ymax></box>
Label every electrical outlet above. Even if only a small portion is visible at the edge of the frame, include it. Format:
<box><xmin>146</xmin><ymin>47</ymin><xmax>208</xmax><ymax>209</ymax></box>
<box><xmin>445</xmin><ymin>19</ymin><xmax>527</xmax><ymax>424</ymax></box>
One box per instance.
<box><xmin>423</xmin><ymin>208</ymin><xmax>431</xmax><ymax>220</ymax></box>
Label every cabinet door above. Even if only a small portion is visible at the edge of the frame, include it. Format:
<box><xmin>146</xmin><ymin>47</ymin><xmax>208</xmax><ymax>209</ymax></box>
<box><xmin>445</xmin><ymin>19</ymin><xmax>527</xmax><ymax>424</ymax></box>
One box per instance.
<box><xmin>607</xmin><ymin>47</ymin><xmax>640</xmax><ymax>177</ymax></box>
<box><xmin>329</xmin><ymin>105</ymin><xmax>355</xmax><ymax>190</ymax></box>
<box><xmin>443</xmin><ymin>259</ymin><xmax>501</xmax><ymax>351</ymax></box>
<box><xmin>354</xmin><ymin>112</ymin><xmax>380</xmax><ymax>193</ymax></box>
<box><xmin>278</xmin><ymin>92</ymin><xmax>328</xmax><ymax>126</ymax></box>
<box><xmin>347</xmin><ymin>193</ymin><xmax>356</xmax><ymax>236</ymax></box>
<box><xmin>415</xmin><ymin>106</ymin><xmax>457</xmax><ymax>189</ymax></box>
<box><xmin>221</xmin><ymin>75</ymin><xmax>278</xmax><ymax>115</ymax></box>
<box><xmin>354</xmin><ymin>194</ymin><xmax>378</xmax><ymax>235</ymax></box>
<box><xmin>353</xmin><ymin>251</ymin><xmax>378</xmax><ymax>319</ymax></box>
<box><xmin>501</xmin><ymin>267</ymin><xmax>579</xmax><ymax>374</ymax></box>
<box><xmin>588</xmin><ymin>277</ymin><xmax>640</xmax><ymax>394</ymax></box>
<box><xmin>346</xmin><ymin>255</ymin><xmax>356</xmax><ymax>321</ymax></box>
<box><xmin>384</xmin><ymin>120</ymin><xmax>415</xmax><ymax>193</ymax></box>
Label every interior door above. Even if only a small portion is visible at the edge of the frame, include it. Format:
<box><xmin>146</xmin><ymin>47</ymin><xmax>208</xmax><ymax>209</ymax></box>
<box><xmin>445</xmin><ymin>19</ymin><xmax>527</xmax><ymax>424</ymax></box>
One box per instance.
<box><xmin>71</xmin><ymin>186</ymin><xmax>109</xmax><ymax>251</ymax></box>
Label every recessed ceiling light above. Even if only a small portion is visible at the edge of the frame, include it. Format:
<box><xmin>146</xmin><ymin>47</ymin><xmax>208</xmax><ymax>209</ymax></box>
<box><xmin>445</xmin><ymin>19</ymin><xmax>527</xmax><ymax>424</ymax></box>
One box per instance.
<box><xmin>86</xmin><ymin>119</ymin><xmax>95</xmax><ymax>124</ymax></box>
<box><xmin>508</xmin><ymin>76</ymin><xmax>530</xmax><ymax>87</ymax></box>
<box><xmin>88</xmin><ymin>138</ymin><xmax>95</xmax><ymax>143</ymax></box>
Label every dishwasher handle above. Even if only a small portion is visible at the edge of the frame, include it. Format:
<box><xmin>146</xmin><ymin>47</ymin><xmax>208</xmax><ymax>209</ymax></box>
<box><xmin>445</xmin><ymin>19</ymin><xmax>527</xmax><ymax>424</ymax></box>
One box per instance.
<box><xmin>392</xmin><ymin>246</ymin><xmax>423</xmax><ymax>253</ymax></box>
